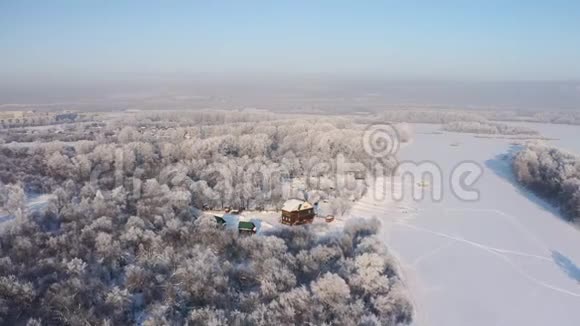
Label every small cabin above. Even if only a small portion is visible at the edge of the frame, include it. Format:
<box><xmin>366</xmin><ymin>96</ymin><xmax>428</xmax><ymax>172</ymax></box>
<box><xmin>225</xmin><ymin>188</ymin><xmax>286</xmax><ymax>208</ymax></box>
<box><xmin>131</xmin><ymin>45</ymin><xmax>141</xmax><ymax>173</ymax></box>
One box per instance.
<box><xmin>281</xmin><ymin>199</ymin><xmax>315</xmax><ymax>225</ymax></box>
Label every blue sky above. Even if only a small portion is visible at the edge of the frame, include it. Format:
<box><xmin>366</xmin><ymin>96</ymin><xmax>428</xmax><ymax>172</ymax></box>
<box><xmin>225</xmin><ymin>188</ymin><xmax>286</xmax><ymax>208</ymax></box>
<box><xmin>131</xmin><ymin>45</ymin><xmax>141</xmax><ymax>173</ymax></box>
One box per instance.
<box><xmin>1</xmin><ymin>0</ymin><xmax>580</xmax><ymax>82</ymax></box>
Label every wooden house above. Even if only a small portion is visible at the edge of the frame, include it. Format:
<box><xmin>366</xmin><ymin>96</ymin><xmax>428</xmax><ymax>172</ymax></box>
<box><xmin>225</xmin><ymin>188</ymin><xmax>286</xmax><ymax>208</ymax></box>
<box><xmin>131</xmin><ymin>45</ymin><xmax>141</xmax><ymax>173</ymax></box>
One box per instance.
<box><xmin>281</xmin><ymin>199</ymin><xmax>315</xmax><ymax>225</ymax></box>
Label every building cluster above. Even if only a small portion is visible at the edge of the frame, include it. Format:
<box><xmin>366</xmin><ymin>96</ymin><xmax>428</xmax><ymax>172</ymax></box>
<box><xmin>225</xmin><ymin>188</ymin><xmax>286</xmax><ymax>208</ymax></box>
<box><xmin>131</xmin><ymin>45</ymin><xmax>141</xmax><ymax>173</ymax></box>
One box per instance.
<box><xmin>212</xmin><ymin>198</ymin><xmax>328</xmax><ymax>235</ymax></box>
<box><xmin>213</xmin><ymin>214</ymin><xmax>258</xmax><ymax>235</ymax></box>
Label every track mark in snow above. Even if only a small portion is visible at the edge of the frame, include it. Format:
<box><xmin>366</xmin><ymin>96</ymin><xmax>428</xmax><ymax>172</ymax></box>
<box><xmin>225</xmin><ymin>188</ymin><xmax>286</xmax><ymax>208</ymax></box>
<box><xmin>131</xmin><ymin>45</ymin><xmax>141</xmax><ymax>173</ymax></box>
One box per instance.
<box><xmin>445</xmin><ymin>207</ymin><xmax>552</xmax><ymax>254</ymax></box>
<box><xmin>396</xmin><ymin>222</ymin><xmax>551</xmax><ymax>261</ymax></box>
<box><xmin>411</xmin><ymin>239</ymin><xmax>455</xmax><ymax>267</ymax></box>
<box><xmin>395</xmin><ymin>222</ymin><xmax>580</xmax><ymax>298</ymax></box>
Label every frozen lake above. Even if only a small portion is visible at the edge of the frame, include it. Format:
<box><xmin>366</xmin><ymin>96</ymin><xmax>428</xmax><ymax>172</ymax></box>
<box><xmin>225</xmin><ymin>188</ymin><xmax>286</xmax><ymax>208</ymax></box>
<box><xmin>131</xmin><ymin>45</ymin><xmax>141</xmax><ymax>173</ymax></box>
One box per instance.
<box><xmin>350</xmin><ymin>123</ymin><xmax>580</xmax><ymax>326</ymax></box>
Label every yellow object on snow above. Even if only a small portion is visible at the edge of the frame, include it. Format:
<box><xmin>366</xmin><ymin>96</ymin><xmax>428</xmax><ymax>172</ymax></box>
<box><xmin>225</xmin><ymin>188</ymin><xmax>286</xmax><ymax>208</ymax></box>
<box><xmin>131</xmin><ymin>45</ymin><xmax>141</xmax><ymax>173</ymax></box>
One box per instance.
<box><xmin>417</xmin><ymin>181</ymin><xmax>430</xmax><ymax>188</ymax></box>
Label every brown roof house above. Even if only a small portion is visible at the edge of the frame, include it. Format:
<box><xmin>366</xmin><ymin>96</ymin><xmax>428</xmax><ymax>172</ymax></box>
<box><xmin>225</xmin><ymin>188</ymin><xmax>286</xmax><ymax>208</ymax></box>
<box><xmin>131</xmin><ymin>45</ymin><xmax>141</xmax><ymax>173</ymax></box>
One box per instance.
<box><xmin>281</xmin><ymin>199</ymin><xmax>315</xmax><ymax>225</ymax></box>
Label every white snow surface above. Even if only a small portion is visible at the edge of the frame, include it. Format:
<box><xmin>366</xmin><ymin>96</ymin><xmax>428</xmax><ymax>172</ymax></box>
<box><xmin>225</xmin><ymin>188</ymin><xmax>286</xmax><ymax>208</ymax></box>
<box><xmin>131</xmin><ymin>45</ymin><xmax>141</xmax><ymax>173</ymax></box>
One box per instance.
<box><xmin>347</xmin><ymin>123</ymin><xmax>580</xmax><ymax>326</ymax></box>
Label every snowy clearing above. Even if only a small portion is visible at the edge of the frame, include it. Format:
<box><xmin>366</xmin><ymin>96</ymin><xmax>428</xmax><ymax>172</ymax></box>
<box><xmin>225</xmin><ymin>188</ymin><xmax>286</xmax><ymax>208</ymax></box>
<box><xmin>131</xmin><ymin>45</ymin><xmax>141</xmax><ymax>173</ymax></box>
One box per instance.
<box><xmin>0</xmin><ymin>193</ymin><xmax>53</xmax><ymax>224</ymax></box>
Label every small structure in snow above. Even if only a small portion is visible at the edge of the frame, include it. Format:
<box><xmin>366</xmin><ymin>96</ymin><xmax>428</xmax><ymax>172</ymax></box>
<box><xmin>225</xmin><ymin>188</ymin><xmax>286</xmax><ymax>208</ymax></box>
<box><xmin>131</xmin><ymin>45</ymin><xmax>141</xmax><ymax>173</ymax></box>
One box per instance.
<box><xmin>325</xmin><ymin>215</ymin><xmax>335</xmax><ymax>223</ymax></box>
<box><xmin>416</xmin><ymin>181</ymin><xmax>429</xmax><ymax>188</ymax></box>
<box><xmin>281</xmin><ymin>199</ymin><xmax>315</xmax><ymax>225</ymax></box>
<box><xmin>238</xmin><ymin>221</ymin><xmax>257</xmax><ymax>235</ymax></box>
<box><xmin>214</xmin><ymin>215</ymin><xmax>226</xmax><ymax>226</ymax></box>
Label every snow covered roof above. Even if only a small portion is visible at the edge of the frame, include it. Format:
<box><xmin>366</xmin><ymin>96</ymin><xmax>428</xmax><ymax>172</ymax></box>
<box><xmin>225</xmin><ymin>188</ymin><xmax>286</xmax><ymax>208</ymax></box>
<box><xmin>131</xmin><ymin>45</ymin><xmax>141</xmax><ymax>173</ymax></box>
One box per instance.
<box><xmin>282</xmin><ymin>199</ymin><xmax>313</xmax><ymax>212</ymax></box>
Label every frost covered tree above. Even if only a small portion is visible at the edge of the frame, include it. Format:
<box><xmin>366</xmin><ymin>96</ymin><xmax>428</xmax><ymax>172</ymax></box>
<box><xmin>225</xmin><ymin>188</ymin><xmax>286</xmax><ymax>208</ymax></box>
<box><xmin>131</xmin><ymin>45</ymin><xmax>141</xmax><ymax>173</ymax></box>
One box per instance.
<box><xmin>3</xmin><ymin>184</ymin><xmax>26</xmax><ymax>218</ymax></box>
<box><xmin>395</xmin><ymin>123</ymin><xmax>413</xmax><ymax>143</ymax></box>
<box><xmin>0</xmin><ymin>182</ymin><xmax>6</xmax><ymax>208</ymax></box>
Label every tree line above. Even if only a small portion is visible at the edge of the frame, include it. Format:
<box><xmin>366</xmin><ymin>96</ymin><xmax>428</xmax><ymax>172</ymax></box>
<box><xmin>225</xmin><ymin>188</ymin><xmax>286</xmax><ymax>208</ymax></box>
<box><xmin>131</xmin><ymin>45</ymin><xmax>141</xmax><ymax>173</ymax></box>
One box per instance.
<box><xmin>513</xmin><ymin>145</ymin><xmax>580</xmax><ymax>223</ymax></box>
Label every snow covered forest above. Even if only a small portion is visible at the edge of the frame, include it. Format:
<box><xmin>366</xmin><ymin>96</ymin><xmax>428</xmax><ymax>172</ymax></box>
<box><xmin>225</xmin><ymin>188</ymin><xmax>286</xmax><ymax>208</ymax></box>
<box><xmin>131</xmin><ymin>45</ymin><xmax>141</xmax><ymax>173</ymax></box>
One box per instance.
<box><xmin>0</xmin><ymin>207</ymin><xmax>412</xmax><ymax>325</ymax></box>
<box><xmin>0</xmin><ymin>111</ymin><xmax>412</xmax><ymax>325</ymax></box>
<box><xmin>513</xmin><ymin>145</ymin><xmax>580</xmax><ymax>223</ymax></box>
<box><xmin>0</xmin><ymin>112</ymin><xmax>404</xmax><ymax>210</ymax></box>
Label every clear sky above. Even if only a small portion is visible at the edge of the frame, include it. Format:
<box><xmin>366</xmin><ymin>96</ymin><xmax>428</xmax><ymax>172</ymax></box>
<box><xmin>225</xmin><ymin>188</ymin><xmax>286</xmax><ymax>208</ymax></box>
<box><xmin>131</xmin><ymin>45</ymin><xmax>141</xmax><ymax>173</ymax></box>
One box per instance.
<box><xmin>1</xmin><ymin>0</ymin><xmax>580</xmax><ymax>83</ymax></box>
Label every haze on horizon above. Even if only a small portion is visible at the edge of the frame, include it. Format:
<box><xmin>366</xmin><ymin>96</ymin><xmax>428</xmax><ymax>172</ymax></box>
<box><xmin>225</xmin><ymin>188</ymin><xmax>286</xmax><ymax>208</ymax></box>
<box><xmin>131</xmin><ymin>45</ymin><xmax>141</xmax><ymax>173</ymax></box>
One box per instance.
<box><xmin>1</xmin><ymin>0</ymin><xmax>580</xmax><ymax>110</ymax></box>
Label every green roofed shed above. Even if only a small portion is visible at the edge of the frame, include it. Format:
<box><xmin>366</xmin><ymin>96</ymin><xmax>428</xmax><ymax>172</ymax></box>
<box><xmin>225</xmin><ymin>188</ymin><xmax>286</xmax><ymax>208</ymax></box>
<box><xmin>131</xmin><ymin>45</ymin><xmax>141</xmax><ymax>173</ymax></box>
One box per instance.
<box><xmin>238</xmin><ymin>221</ymin><xmax>257</xmax><ymax>234</ymax></box>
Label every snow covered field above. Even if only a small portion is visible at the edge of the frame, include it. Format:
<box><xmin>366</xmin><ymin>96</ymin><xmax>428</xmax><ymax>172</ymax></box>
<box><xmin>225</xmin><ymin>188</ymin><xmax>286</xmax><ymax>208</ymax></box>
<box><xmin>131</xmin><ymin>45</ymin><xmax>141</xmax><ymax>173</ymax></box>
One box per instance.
<box><xmin>349</xmin><ymin>123</ymin><xmax>580</xmax><ymax>326</ymax></box>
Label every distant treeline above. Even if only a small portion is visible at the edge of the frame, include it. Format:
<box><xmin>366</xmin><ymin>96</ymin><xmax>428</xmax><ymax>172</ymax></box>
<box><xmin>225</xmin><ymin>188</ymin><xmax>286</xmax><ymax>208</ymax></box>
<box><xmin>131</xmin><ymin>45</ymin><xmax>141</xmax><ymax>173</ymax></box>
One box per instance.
<box><xmin>485</xmin><ymin>110</ymin><xmax>580</xmax><ymax>126</ymax></box>
<box><xmin>364</xmin><ymin>109</ymin><xmax>580</xmax><ymax>127</ymax></box>
<box><xmin>513</xmin><ymin>145</ymin><xmax>580</xmax><ymax>223</ymax></box>
<box><xmin>377</xmin><ymin>110</ymin><xmax>486</xmax><ymax>124</ymax></box>
<box><xmin>443</xmin><ymin>121</ymin><xmax>539</xmax><ymax>135</ymax></box>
